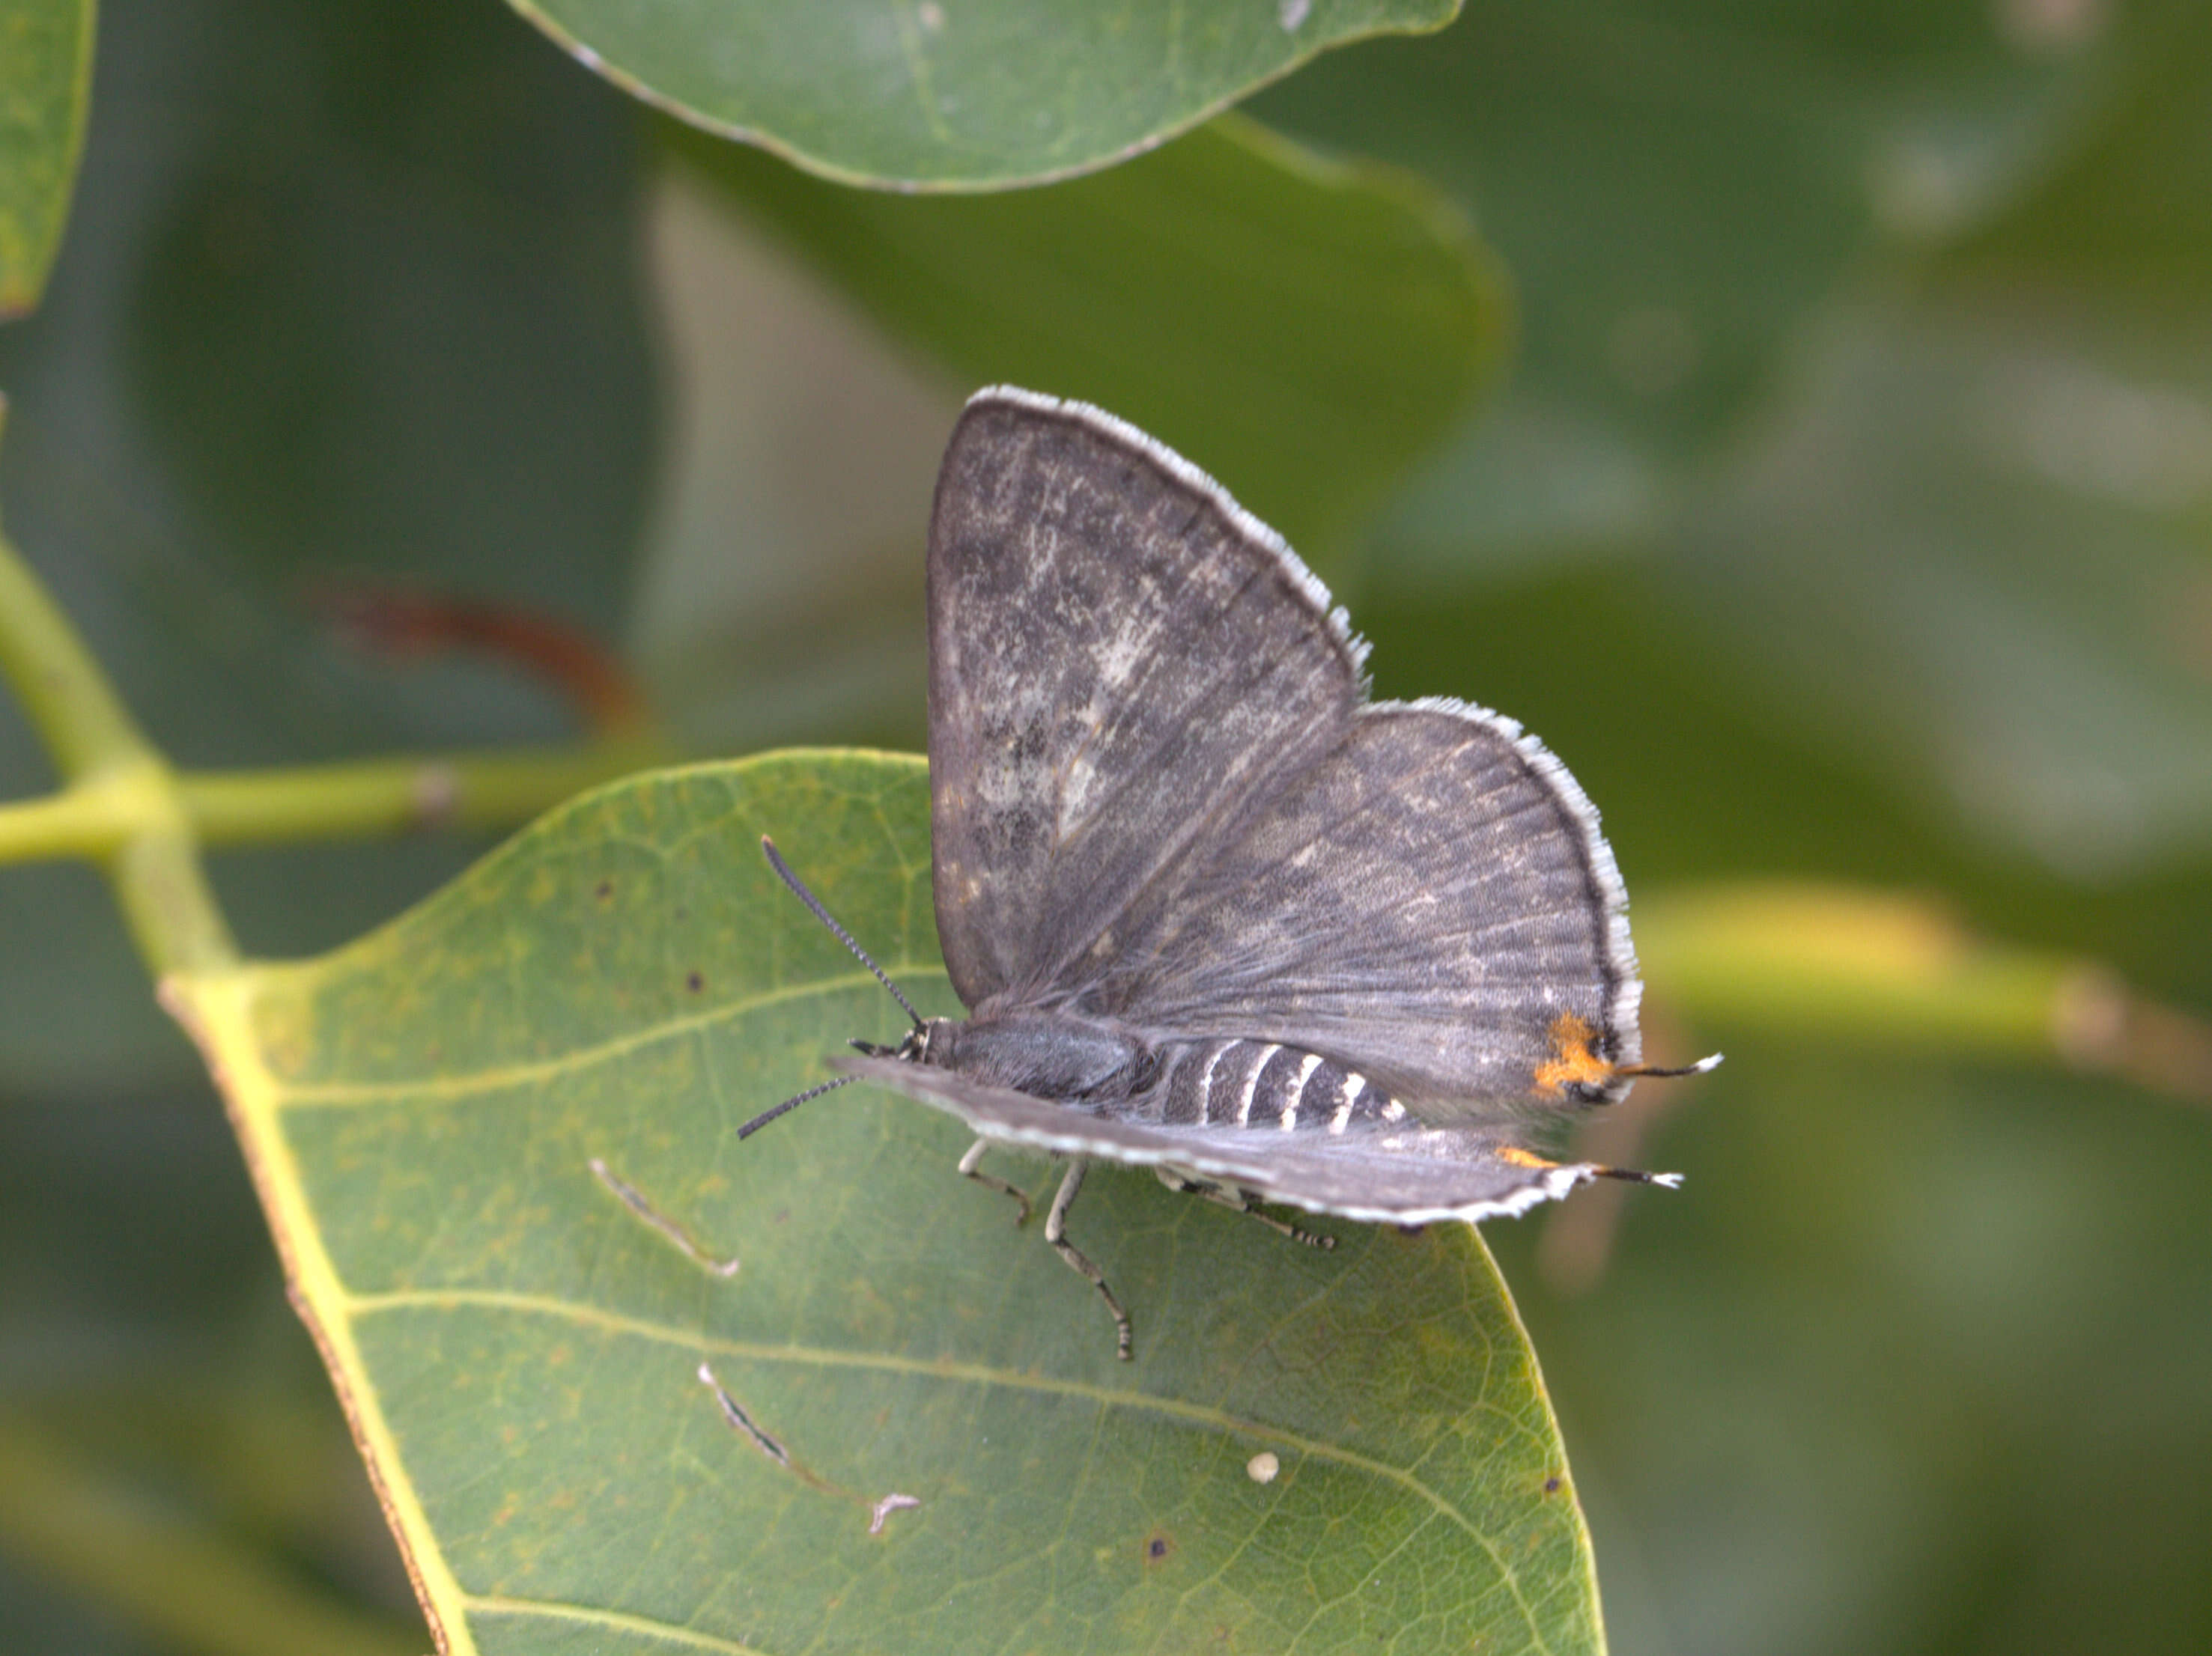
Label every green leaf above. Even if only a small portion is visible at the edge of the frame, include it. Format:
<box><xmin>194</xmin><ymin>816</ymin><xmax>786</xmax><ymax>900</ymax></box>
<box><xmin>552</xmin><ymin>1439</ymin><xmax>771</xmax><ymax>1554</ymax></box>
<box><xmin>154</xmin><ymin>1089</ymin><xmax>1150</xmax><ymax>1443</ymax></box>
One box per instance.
<box><xmin>0</xmin><ymin>0</ymin><xmax>91</xmax><ymax>317</ymax></box>
<box><xmin>119</xmin><ymin>0</ymin><xmax>656</xmax><ymax>609</ymax></box>
<box><xmin>170</xmin><ymin>751</ymin><xmax>1605</xmax><ymax>1656</ymax></box>
<box><xmin>514</xmin><ymin>0</ymin><xmax>1459</xmax><ymax>190</ymax></box>
<box><xmin>676</xmin><ymin>115</ymin><xmax>1508</xmax><ymax>560</ymax></box>
<box><xmin>1254</xmin><ymin>0</ymin><xmax>2113</xmax><ymax>558</ymax></box>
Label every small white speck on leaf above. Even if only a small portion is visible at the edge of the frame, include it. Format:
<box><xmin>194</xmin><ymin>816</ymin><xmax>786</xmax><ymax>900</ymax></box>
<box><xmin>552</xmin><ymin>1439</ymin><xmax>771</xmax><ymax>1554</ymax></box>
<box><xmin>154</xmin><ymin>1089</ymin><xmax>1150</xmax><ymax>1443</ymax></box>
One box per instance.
<box><xmin>1247</xmin><ymin>1451</ymin><xmax>1280</xmax><ymax>1483</ymax></box>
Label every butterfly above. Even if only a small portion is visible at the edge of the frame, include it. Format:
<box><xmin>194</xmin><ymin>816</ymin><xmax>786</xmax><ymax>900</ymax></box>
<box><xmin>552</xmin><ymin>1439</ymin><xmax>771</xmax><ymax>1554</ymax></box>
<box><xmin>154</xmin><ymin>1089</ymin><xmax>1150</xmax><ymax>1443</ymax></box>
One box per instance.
<box><xmin>745</xmin><ymin>386</ymin><xmax>1718</xmax><ymax>1359</ymax></box>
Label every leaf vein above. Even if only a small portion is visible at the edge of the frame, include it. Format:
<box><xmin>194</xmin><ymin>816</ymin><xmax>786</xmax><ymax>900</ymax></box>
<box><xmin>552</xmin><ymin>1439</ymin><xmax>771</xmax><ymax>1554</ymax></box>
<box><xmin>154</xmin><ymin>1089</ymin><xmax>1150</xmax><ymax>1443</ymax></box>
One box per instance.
<box><xmin>270</xmin><ymin>966</ymin><xmax>937</xmax><ymax>1108</ymax></box>
<box><xmin>349</xmin><ymin>1285</ymin><xmax>1549</xmax><ymax>1630</ymax></box>
<box><xmin>467</xmin><ymin>1592</ymin><xmax>770</xmax><ymax>1652</ymax></box>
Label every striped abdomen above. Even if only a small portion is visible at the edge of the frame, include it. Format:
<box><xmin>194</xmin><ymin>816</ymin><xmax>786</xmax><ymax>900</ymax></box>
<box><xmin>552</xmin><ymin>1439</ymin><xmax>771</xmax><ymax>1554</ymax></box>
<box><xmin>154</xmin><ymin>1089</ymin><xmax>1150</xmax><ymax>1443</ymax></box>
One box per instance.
<box><xmin>1136</xmin><ymin>1039</ymin><xmax>1407</xmax><ymax>1134</ymax></box>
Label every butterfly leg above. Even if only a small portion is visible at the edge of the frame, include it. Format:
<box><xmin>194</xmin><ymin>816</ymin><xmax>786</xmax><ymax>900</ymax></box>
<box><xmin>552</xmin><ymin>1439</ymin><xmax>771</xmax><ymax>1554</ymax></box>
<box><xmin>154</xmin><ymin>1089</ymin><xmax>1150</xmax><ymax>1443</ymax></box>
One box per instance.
<box><xmin>957</xmin><ymin>1138</ymin><xmax>1032</xmax><ymax>1226</ymax></box>
<box><xmin>1153</xmin><ymin>1169</ymin><xmax>1335</xmax><ymax>1249</ymax></box>
<box><xmin>1045</xmin><ymin>1158</ymin><xmax>1132</xmax><ymax>1362</ymax></box>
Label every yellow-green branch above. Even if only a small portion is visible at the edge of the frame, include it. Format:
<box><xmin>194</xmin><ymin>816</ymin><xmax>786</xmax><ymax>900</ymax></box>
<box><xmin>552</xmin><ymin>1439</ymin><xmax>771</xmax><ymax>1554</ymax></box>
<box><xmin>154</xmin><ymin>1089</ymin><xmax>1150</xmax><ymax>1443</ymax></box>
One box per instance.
<box><xmin>1636</xmin><ymin>883</ymin><xmax>2212</xmax><ymax>1107</ymax></box>
<box><xmin>0</xmin><ymin>529</ymin><xmax>235</xmax><ymax>973</ymax></box>
<box><xmin>0</xmin><ymin>529</ymin><xmax>665</xmax><ymax>974</ymax></box>
<box><xmin>0</xmin><ymin>526</ymin><xmax>155</xmax><ymax>776</ymax></box>
<box><xmin>183</xmin><ymin>744</ymin><xmax>663</xmax><ymax>847</ymax></box>
<box><xmin>0</xmin><ymin>744</ymin><xmax>664</xmax><ymax>860</ymax></box>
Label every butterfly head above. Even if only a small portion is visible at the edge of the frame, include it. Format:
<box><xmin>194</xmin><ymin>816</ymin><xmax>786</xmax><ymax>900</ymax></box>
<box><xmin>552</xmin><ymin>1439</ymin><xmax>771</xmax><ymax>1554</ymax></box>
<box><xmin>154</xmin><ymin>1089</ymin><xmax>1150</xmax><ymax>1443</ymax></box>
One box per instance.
<box><xmin>851</xmin><ymin>1017</ymin><xmax>954</xmax><ymax>1067</ymax></box>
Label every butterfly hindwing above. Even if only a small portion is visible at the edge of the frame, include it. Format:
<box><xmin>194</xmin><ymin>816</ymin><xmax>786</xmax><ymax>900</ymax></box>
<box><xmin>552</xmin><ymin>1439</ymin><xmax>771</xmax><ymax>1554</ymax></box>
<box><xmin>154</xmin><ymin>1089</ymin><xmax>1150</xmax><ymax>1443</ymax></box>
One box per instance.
<box><xmin>836</xmin><ymin>1053</ymin><xmax>1596</xmax><ymax>1224</ymax></box>
<box><xmin>1093</xmin><ymin>698</ymin><xmax>1644</xmax><ymax>1108</ymax></box>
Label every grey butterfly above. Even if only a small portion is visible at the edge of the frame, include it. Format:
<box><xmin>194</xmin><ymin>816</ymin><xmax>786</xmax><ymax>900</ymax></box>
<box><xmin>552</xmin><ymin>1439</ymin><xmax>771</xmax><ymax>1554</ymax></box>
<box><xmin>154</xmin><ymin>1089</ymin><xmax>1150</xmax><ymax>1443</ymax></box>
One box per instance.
<box><xmin>746</xmin><ymin>386</ymin><xmax>1718</xmax><ymax>1360</ymax></box>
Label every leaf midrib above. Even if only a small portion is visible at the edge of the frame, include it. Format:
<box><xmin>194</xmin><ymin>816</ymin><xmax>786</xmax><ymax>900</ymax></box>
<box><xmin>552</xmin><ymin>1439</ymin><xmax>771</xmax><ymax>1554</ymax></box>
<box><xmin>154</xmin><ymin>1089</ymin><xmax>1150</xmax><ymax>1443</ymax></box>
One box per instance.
<box><xmin>270</xmin><ymin>966</ymin><xmax>939</xmax><ymax>1108</ymax></box>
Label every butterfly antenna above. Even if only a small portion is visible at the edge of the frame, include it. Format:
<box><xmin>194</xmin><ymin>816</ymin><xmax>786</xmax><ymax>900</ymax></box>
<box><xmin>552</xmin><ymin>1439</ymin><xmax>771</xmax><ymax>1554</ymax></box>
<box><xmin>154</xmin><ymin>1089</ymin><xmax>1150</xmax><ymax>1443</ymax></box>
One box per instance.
<box><xmin>737</xmin><ymin>1074</ymin><xmax>860</xmax><ymax>1140</ymax></box>
<box><xmin>760</xmin><ymin>836</ymin><xmax>926</xmax><ymax>1030</ymax></box>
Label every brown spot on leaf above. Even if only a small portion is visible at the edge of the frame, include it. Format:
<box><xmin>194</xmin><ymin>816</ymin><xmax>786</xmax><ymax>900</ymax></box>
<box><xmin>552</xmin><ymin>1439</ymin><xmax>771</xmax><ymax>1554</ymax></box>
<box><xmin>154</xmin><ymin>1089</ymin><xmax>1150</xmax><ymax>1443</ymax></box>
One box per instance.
<box><xmin>594</xmin><ymin>879</ymin><xmax>614</xmax><ymax>902</ymax></box>
<box><xmin>686</xmin><ymin>970</ymin><xmax>705</xmax><ymax>993</ymax></box>
<box><xmin>1144</xmin><ymin>1532</ymin><xmax>1173</xmax><ymax>1564</ymax></box>
<box><xmin>1544</xmin><ymin>1475</ymin><xmax>1563</xmax><ymax>1494</ymax></box>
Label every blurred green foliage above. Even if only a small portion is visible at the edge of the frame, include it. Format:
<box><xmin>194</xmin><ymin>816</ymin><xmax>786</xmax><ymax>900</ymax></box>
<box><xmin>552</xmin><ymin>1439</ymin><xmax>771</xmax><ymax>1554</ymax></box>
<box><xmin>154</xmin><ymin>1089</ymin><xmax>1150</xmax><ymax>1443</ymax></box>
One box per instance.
<box><xmin>3</xmin><ymin>0</ymin><xmax>2210</xmax><ymax>1653</ymax></box>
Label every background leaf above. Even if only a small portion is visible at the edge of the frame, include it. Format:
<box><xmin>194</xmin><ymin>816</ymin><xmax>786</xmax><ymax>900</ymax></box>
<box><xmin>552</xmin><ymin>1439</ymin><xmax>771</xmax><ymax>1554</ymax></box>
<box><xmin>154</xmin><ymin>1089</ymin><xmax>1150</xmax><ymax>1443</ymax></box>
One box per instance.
<box><xmin>1254</xmin><ymin>0</ymin><xmax>2111</xmax><ymax>555</ymax></box>
<box><xmin>172</xmin><ymin>751</ymin><xmax>1605</xmax><ymax>1656</ymax></box>
<box><xmin>1671</xmin><ymin>292</ymin><xmax>2212</xmax><ymax>877</ymax></box>
<box><xmin>673</xmin><ymin>112</ymin><xmax>1508</xmax><ymax>562</ymax></box>
<box><xmin>1256</xmin><ymin>0</ymin><xmax>2212</xmax><ymax>872</ymax></box>
<box><xmin>0</xmin><ymin>0</ymin><xmax>91</xmax><ymax>315</ymax></box>
<box><xmin>512</xmin><ymin>0</ymin><xmax>1459</xmax><ymax>189</ymax></box>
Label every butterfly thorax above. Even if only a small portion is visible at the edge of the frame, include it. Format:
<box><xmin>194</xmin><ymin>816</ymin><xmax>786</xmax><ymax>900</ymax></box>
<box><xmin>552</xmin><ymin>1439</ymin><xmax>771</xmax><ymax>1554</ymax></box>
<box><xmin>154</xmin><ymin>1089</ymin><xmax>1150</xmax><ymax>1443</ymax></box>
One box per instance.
<box><xmin>922</xmin><ymin>1011</ymin><xmax>1154</xmax><ymax>1104</ymax></box>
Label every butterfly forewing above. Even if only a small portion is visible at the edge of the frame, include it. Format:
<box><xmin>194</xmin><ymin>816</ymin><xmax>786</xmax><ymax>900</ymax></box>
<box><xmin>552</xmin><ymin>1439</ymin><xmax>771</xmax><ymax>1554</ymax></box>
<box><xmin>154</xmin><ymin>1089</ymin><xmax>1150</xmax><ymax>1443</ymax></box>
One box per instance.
<box><xmin>927</xmin><ymin>390</ymin><xmax>1365</xmax><ymax>1011</ymax></box>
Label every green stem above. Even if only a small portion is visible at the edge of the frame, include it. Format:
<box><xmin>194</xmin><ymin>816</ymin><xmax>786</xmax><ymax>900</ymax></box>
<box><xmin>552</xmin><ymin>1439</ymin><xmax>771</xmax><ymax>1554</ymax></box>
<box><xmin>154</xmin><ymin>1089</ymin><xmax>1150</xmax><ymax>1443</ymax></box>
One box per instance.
<box><xmin>1635</xmin><ymin>881</ymin><xmax>2212</xmax><ymax>1106</ymax></box>
<box><xmin>0</xmin><ymin>527</ymin><xmax>154</xmax><ymax>777</ymax></box>
<box><xmin>0</xmin><ymin>531</ymin><xmax>667</xmax><ymax>966</ymax></box>
<box><xmin>0</xmin><ymin>742</ymin><xmax>662</xmax><ymax>861</ymax></box>
<box><xmin>183</xmin><ymin>743</ymin><xmax>663</xmax><ymax>847</ymax></box>
<box><xmin>0</xmin><ymin>785</ymin><xmax>129</xmax><ymax>861</ymax></box>
<box><xmin>0</xmin><ymin>531</ymin><xmax>234</xmax><ymax>972</ymax></box>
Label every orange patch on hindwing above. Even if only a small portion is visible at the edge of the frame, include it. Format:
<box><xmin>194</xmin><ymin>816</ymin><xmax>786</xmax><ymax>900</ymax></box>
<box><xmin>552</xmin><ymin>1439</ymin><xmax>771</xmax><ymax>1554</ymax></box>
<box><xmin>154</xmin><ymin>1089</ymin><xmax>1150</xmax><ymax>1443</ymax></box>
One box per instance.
<box><xmin>1531</xmin><ymin>1011</ymin><xmax>1618</xmax><ymax>1097</ymax></box>
<box><xmin>1498</xmin><ymin>1145</ymin><xmax>1564</xmax><ymax>1171</ymax></box>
